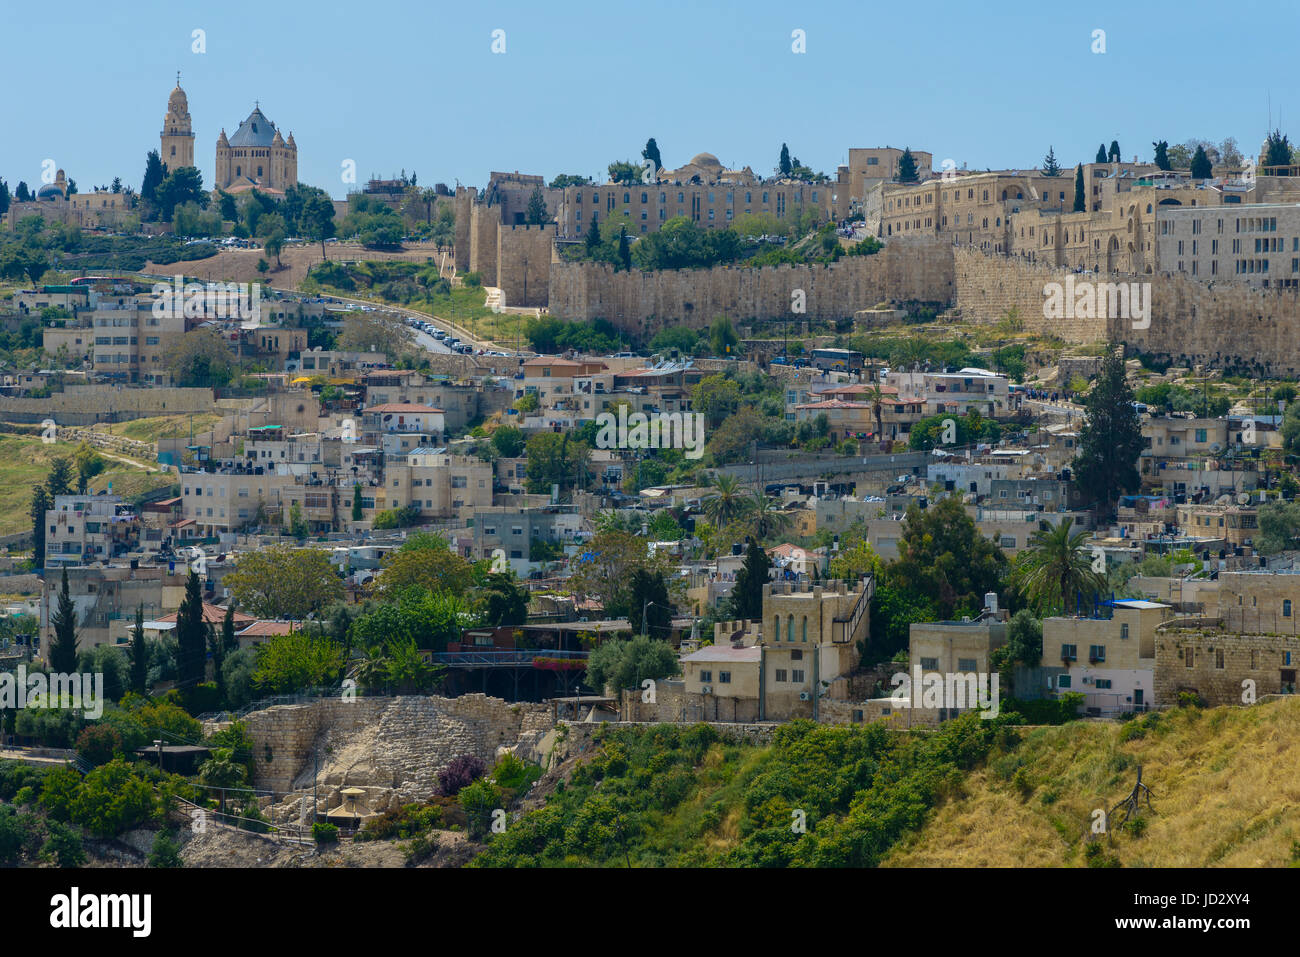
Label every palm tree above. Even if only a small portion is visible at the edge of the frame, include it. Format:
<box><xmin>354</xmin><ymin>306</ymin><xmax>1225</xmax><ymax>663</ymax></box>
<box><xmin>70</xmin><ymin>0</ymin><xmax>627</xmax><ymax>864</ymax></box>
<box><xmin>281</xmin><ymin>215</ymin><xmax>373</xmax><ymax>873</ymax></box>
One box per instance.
<box><xmin>1013</xmin><ymin>517</ymin><xmax>1106</xmax><ymax>614</ymax></box>
<box><xmin>703</xmin><ymin>474</ymin><xmax>751</xmax><ymax>528</ymax></box>
<box><xmin>864</xmin><ymin>383</ymin><xmax>885</xmax><ymax>441</ymax></box>
<box><xmin>748</xmin><ymin>491</ymin><xmax>791</xmax><ymax>541</ymax></box>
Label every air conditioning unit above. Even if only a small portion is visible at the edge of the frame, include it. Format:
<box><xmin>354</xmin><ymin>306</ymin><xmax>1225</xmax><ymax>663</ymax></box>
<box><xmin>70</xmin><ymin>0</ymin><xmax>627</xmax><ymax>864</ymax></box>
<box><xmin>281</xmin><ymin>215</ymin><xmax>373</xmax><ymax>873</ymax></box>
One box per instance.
<box><xmin>799</xmin><ymin>691</ymin><xmax>812</xmax><ymax>701</ymax></box>
<box><xmin>700</xmin><ymin>685</ymin><xmax>712</xmax><ymax>694</ymax></box>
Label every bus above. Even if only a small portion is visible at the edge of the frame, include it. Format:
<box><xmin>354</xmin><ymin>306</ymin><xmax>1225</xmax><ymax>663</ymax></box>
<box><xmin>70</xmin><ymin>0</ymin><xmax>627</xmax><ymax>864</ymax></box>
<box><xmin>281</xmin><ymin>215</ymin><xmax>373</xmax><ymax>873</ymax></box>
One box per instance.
<box><xmin>810</xmin><ymin>348</ymin><xmax>865</xmax><ymax>372</ymax></box>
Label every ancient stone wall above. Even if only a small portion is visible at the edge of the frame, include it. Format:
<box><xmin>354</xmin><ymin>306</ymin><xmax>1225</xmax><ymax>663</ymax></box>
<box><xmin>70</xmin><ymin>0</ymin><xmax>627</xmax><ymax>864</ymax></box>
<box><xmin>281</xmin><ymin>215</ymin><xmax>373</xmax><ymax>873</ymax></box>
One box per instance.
<box><xmin>236</xmin><ymin>694</ymin><xmax>552</xmax><ymax>796</ymax></box>
<box><xmin>0</xmin><ymin>386</ymin><xmax>218</xmax><ymax>425</ymax></box>
<box><xmin>547</xmin><ymin>238</ymin><xmax>955</xmax><ymax>338</ymax></box>
<box><xmin>953</xmin><ymin>245</ymin><xmax>1300</xmax><ymax>375</ymax></box>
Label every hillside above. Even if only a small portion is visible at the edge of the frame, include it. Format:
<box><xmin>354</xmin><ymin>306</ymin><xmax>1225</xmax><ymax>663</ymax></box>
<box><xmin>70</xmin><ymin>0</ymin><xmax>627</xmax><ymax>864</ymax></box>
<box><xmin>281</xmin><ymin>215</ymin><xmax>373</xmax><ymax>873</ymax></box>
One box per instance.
<box><xmin>469</xmin><ymin>699</ymin><xmax>1300</xmax><ymax>868</ymax></box>
<box><xmin>884</xmin><ymin>697</ymin><xmax>1300</xmax><ymax>868</ymax></box>
<box><xmin>0</xmin><ymin>434</ymin><xmax>173</xmax><ymax>537</ymax></box>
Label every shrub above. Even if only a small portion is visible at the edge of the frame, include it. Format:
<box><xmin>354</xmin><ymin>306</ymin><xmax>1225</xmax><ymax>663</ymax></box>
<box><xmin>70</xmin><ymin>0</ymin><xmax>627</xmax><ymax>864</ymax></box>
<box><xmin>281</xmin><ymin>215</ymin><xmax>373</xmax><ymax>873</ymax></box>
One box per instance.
<box><xmin>312</xmin><ymin>821</ymin><xmax>339</xmax><ymax>844</ymax></box>
<box><xmin>437</xmin><ymin>754</ymin><xmax>486</xmax><ymax>796</ymax></box>
<box><xmin>459</xmin><ymin>779</ymin><xmax>502</xmax><ymax>841</ymax></box>
<box><xmin>148</xmin><ymin>830</ymin><xmax>183</xmax><ymax>867</ymax></box>
<box><xmin>75</xmin><ymin>724</ymin><xmax>123</xmax><ymax>767</ymax></box>
<box><xmin>40</xmin><ymin>822</ymin><xmax>87</xmax><ymax>868</ymax></box>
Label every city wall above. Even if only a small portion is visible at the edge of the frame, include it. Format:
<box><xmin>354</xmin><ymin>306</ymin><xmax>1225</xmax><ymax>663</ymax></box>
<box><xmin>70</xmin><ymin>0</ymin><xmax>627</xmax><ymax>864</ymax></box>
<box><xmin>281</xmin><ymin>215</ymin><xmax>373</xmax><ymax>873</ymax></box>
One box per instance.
<box><xmin>954</xmin><ymin>246</ymin><xmax>1300</xmax><ymax>375</ymax></box>
<box><xmin>546</xmin><ymin>238</ymin><xmax>955</xmax><ymax>338</ymax></box>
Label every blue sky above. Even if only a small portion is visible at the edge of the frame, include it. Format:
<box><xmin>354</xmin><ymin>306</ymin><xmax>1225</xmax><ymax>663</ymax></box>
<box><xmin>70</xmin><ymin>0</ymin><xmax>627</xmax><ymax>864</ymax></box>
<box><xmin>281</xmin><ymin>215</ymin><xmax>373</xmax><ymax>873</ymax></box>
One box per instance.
<box><xmin>3</xmin><ymin>0</ymin><xmax>1297</xmax><ymax>198</ymax></box>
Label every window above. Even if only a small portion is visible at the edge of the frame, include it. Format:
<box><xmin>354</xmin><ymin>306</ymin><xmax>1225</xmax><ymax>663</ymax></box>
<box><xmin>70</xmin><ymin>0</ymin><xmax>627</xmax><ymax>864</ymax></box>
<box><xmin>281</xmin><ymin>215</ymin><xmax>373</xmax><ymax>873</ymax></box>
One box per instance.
<box><xmin>920</xmin><ymin>657</ymin><xmax>939</xmax><ymax>670</ymax></box>
<box><xmin>1120</xmin><ymin>623</ymin><xmax>1130</xmax><ymax>639</ymax></box>
<box><xmin>1057</xmin><ymin>674</ymin><xmax>1072</xmax><ymax>689</ymax></box>
<box><xmin>1215</xmin><ymin>649</ymin><xmax>1225</xmax><ymax>669</ymax></box>
<box><xmin>801</xmin><ymin>617</ymin><xmax>807</xmax><ymax>642</ymax></box>
<box><xmin>775</xmin><ymin>669</ymin><xmax>787</xmax><ymax>682</ymax></box>
<box><xmin>1185</xmin><ymin>646</ymin><xmax>1195</xmax><ymax>668</ymax></box>
<box><xmin>957</xmin><ymin>658</ymin><xmax>977</xmax><ymax>672</ymax></box>
<box><xmin>718</xmin><ymin>671</ymin><xmax>731</xmax><ymax>683</ymax></box>
<box><xmin>1089</xmin><ymin>645</ymin><xmax>1106</xmax><ymax>662</ymax></box>
<box><xmin>699</xmin><ymin>670</ymin><xmax>712</xmax><ymax>683</ymax></box>
<box><xmin>1061</xmin><ymin>644</ymin><xmax>1077</xmax><ymax>661</ymax></box>
<box><xmin>1094</xmin><ymin>678</ymin><xmax>1112</xmax><ymax>689</ymax></box>
<box><xmin>1285</xmin><ymin>600</ymin><xmax>1293</xmax><ymax>618</ymax></box>
<box><xmin>791</xmin><ymin>669</ymin><xmax>805</xmax><ymax>683</ymax></box>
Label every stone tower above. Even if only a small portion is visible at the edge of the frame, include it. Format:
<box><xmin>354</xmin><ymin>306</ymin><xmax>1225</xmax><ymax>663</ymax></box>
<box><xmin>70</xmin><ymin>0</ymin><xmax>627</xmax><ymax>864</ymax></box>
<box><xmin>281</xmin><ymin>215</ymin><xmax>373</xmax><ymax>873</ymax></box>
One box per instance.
<box><xmin>160</xmin><ymin>74</ymin><xmax>195</xmax><ymax>170</ymax></box>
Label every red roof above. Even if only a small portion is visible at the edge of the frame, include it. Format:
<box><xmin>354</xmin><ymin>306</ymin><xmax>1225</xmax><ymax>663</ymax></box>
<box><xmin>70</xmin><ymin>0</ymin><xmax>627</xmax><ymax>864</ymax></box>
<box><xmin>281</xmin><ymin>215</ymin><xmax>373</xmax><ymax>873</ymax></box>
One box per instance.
<box><xmin>236</xmin><ymin>620</ymin><xmax>301</xmax><ymax>637</ymax></box>
<box><xmin>157</xmin><ymin>602</ymin><xmax>255</xmax><ymax>626</ymax></box>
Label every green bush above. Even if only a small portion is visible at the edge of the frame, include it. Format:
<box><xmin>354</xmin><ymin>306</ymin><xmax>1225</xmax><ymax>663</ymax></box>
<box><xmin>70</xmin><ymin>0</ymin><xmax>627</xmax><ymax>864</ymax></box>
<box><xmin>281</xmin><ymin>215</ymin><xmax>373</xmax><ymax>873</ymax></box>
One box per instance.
<box><xmin>313</xmin><ymin>821</ymin><xmax>339</xmax><ymax>844</ymax></box>
<box><xmin>148</xmin><ymin>829</ymin><xmax>183</xmax><ymax>867</ymax></box>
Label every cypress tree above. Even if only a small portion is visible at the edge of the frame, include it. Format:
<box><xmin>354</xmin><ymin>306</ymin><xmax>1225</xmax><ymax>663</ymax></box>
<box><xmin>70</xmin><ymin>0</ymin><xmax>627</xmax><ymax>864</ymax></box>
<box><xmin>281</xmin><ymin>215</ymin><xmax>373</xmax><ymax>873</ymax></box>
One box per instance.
<box><xmin>778</xmin><ymin>143</ymin><xmax>792</xmax><ymax>177</ymax></box>
<box><xmin>1073</xmin><ymin>348</ymin><xmax>1143</xmax><ymax>519</ymax></box>
<box><xmin>48</xmin><ymin>567</ymin><xmax>79</xmax><ymax>673</ymax></box>
<box><xmin>1073</xmin><ymin>164</ymin><xmax>1086</xmax><ymax>212</ymax></box>
<box><xmin>175</xmin><ymin>570</ymin><xmax>206</xmax><ymax>693</ymax></box>
<box><xmin>1096</xmin><ymin>144</ymin><xmax>1108</xmax><ymax>164</ymax></box>
<box><xmin>30</xmin><ymin>485</ymin><xmax>51</xmax><ymax>571</ymax></box>
<box><xmin>729</xmin><ymin>538</ymin><xmax>773</xmax><ymax>621</ymax></box>
<box><xmin>129</xmin><ymin>604</ymin><xmax>148</xmax><ymax>696</ymax></box>
<box><xmin>1109</xmin><ymin>140</ymin><xmax>1121</xmax><ymax>162</ymax></box>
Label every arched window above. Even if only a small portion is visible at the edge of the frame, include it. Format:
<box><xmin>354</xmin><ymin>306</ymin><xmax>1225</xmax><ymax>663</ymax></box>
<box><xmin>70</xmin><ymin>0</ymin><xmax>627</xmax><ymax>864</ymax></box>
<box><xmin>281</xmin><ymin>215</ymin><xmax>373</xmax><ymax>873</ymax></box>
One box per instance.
<box><xmin>773</xmin><ymin>617</ymin><xmax>781</xmax><ymax>641</ymax></box>
<box><xmin>1285</xmin><ymin>600</ymin><xmax>1293</xmax><ymax>618</ymax></box>
<box><xmin>787</xmin><ymin>615</ymin><xmax>795</xmax><ymax>643</ymax></box>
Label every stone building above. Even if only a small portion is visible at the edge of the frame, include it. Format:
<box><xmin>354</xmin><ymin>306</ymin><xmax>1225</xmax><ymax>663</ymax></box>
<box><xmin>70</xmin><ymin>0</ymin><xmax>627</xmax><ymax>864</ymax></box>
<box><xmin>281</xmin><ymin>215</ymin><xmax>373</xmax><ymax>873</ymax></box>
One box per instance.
<box><xmin>1040</xmin><ymin>600</ymin><xmax>1169</xmax><ymax>715</ymax></box>
<box><xmin>160</xmin><ymin>76</ymin><xmax>195</xmax><ymax>171</ymax></box>
<box><xmin>1155</xmin><ymin>629</ymin><xmax>1299</xmax><ymax>704</ymax></box>
<box><xmin>215</xmin><ymin>104</ymin><xmax>297</xmax><ymax>194</ymax></box>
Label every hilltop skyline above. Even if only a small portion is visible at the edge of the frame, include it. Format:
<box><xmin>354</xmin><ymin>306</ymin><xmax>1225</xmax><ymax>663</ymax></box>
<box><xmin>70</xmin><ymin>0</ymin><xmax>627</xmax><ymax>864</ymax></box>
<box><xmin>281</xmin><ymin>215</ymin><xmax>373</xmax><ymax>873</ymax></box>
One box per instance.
<box><xmin>4</xmin><ymin>0</ymin><xmax>1300</xmax><ymax>198</ymax></box>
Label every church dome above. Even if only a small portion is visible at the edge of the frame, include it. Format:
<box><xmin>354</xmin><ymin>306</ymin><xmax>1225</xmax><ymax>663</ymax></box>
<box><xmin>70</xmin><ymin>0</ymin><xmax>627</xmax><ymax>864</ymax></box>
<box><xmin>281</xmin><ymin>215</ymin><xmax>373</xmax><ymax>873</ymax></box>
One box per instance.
<box><xmin>689</xmin><ymin>152</ymin><xmax>722</xmax><ymax>169</ymax></box>
<box><xmin>168</xmin><ymin>84</ymin><xmax>188</xmax><ymax>115</ymax></box>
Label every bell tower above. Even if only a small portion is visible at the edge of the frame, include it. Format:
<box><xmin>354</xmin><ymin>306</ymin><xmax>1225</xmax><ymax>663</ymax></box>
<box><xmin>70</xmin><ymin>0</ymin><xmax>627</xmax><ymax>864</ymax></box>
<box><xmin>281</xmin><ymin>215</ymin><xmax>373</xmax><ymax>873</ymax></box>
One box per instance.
<box><xmin>160</xmin><ymin>72</ymin><xmax>195</xmax><ymax>170</ymax></box>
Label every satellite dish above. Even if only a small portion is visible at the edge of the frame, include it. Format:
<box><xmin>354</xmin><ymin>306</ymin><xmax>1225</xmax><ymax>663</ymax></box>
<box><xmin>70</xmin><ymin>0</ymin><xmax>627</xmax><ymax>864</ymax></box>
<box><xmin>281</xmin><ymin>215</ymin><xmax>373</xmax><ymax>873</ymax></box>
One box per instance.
<box><xmin>1215</xmin><ymin>494</ymin><xmax>1231</xmax><ymax>506</ymax></box>
<box><xmin>1209</xmin><ymin>442</ymin><xmax>1222</xmax><ymax>453</ymax></box>
<box><xmin>1237</xmin><ymin>492</ymin><xmax>1251</xmax><ymax>505</ymax></box>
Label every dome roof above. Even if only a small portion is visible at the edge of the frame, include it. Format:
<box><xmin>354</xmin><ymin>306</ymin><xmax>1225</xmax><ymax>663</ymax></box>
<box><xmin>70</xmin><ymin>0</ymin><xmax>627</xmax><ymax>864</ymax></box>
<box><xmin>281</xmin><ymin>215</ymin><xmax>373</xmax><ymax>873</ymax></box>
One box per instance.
<box><xmin>228</xmin><ymin>107</ymin><xmax>278</xmax><ymax>148</ymax></box>
<box><xmin>37</xmin><ymin>183</ymin><xmax>64</xmax><ymax>200</ymax></box>
<box><xmin>168</xmin><ymin>84</ymin><xmax>188</xmax><ymax>115</ymax></box>
<box><xmin>689</xmin><ymin>152</ymin><xmax>722</xmax><ymax>168</ymax></box>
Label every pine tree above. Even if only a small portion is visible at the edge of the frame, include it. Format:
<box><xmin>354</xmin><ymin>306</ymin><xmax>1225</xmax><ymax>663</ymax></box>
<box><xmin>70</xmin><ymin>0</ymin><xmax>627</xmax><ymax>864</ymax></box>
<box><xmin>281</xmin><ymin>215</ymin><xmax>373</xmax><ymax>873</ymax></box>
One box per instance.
<box><xmin>0</xmin><ymin>179</ymin><xmax>9</xmax><ymax>217</ymax></box>
<box><xmin>897</xmin><ymin>148</ymin><xmax>919</xmax><ymax>183</ymax></box>
<box><xmin>1264</xmin><ymin>130</ymin><xmax>1293</xmax><ymax>171</ymax></box>
<box><xmin>1073</xmin><ymin>348</ymin><xmax>1143</xmax><ymax>519</ymax></box>
<box><xmin>642</xmin><ymin>138</ymin><xmax>662</xmax><ymax>175</ymax></box>
<box><xmin>1096</xmin><ymin>144</ymin><xmax>1108</xmax><ymax>164</ymax></box>
<box><xmin>46</xmin><ymin>457</ymin><xmax>74</xmax><ymax>497</ymax></box>
<box><xmin>1190</xmin><ymin>145</ymin><xmax>1212</xmax><ymax>179</ymax></box>
<box><xmin>1073</xmin><ymin>164</ymin><xmax>1086</xmax><ymax>212</ymax></box>
<box><xmin>729</xmin><ymin>538</ymin><xmax>772</xmax><ymax>621</ymax></box>
<box><xmin>141</xmin><ymin>150</ymin><xmax>166</xmax><ymax>205</ymax></box>
<box><xmin>1109</xmin><ymin>140</ymin><xmax>1121</xmax><ymax>162</ymax></box>
<box><xmin>175</xmin><ymin>570</ymin><xmax>206</xmax><ymax>693</ymax></box>
<box><xmin>48</xmin><ymin>567</ymin><xmax>79</xmax><ymax>673</ymax></box>
<box><xmin>585</xmin><ymin>210</ymin><xmax>601</xmax><ymax>253</ymax></box>
<box><xmin>525</xmin><ymin>187</ymin><xmax>549</xmax><ymax>225</ymax></box>
<box><xmin>1152</xmin><ymin>140</ymin><xmax>1171</xmax><ymax>171</ymax></box>
<box><xmin>779</xmin><ymin>144</ymin><xmax>792</xmax><ymax>178</ymax></box>
<box><xmin>1042</xmin><ymin>146</ymin><xmax>1061</xmax><ymax>176</ymax></box>
<box><xmin>129</xmin><ymin>604</ymin><xmax>148</xmax><ymax>696</ymax></box>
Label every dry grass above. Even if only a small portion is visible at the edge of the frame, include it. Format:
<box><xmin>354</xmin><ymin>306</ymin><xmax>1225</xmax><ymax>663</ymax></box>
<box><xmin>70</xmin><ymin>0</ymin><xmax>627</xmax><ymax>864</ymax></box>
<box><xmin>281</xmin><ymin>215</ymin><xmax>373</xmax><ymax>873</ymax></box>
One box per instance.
<box><xmin>884</xmin><ymin>698</ymin><xmax>1300</xmax><ymax>868</ymax></box>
